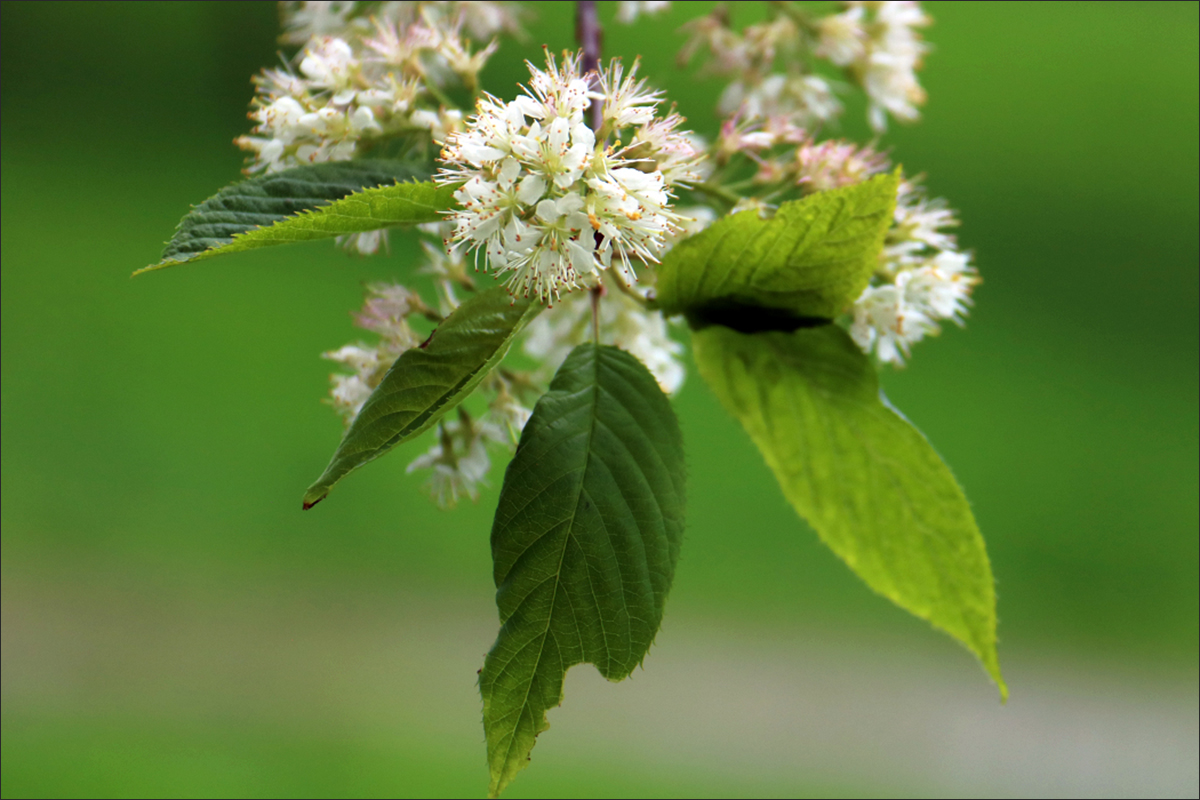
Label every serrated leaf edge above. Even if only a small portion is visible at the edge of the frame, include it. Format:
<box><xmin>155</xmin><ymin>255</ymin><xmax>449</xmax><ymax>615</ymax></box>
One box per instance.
<box><xmin>134</xmin><ymin>178</ymin><xmax>458</xmax><ymax>277</ymax></box>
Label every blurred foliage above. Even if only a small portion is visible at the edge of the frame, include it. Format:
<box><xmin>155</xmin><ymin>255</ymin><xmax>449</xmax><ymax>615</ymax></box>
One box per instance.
<box><xmin>2</xmin><ymin>1</ymin><xmax>1197</xmax><ymax>796</ymax></box>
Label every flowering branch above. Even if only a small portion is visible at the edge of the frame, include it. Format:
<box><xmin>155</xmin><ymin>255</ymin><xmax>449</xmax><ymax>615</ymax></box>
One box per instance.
<box><xmin>142</xmin><ymin>3</ymin><xmax>1005</xmax><ymax>795</ymax></box>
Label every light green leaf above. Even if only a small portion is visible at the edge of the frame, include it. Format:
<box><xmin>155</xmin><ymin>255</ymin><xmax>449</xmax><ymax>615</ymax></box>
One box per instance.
<box><xmin>656</xmin><ymin>170</ymin><xmax>899</xmax><ymax>322</ymax></box>
<box><xmin>693</xmin><ymin>323</ymin><xmax>1005</xmax><ymax>698</ymax></box>
<box><xmin>136</xmin><ymin>160</ymin><xmax>456</xmax><ymax>275</ymax></box>
<box><xmin>482</xmin><ymin>344</ymin><xmax>686</xmax><ymax>797</ymax></box>
<box><xmin>303</xmin><ymin>287</ymin><xmax>538</xmax><ymax>509</ymax></box>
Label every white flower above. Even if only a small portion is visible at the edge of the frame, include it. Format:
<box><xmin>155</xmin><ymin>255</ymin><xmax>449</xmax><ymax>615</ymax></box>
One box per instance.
<box><xmin>489</xmin><ymin>388</ymin><xmax>532</xmax><ymax>436</ymax></box>
<box><xmin>851</xmin><ymin>178</ymin><xmax>978</xmax><ymax>365</ymax></box>
<box><xmin>851</xmin><ymin>283</ymin><xmax>931</xmax><ymax>365</ymax></box>
<box><xmin>616</xmin><ymin>1</ymin><xmax>671</xmax><ymax>24</ymax></box>
<box><xmin>279</xmin><ymin>1</ymin><xmax>366</xmax><ymax>45</ymax></box>
<box><xmin>452</xmin><ymin>2</ymin><xmax>524</xmax><ymax>41</ymax></box>
<box><xmin>679</xmin><ymin>12</ymin><xmax>754</xmax><ymax>75</ymax></box>
<box><xmin>355</xmin><ymin>283</ymin><xmax>426</xmax><ymax>333</ymax></box>
<box><xmin>324</xmin><ymin>345</ymin><xmax>381</xmax><ymax>420</ymax></box>
<box><xmin>237</xmin><ymin>13</ymin><xmax>494</xmax><ymax>173</ymax></box>
<box><xmin>716</xmin><ymin>113</ymin><xmax>805</xmax><ymax>162</ymax></box>
<box><xmin>329</xmin><ymin>372</ymin><xmax>375</xmax><ymax>416</ymax></box>
<box><xmin>417</xmin><ymin>235</ymin><xmax>470</xmax><ymax>316</ymax></box>
<box><xmin>886</xmin><ymin>179</ymin><xmax>959</xmax><ymax>267</ymax></box>
<box><xmin>612</xmin><ymin>307</ymin><xmax>686</xmax><ymax>395</ymax></box>
<box><xmin>364</xmin><ymin>12</ymin><xmax>497</xmax><ymax>90</ymax></box>
<box><xmin>338</xmin><ymin>229</ymin><xmax>388</xmax><ymax>255</ymax></box>
<box><xmin>816</xmin><ymin>4</ymin><xmax>866</xmax><ymax>67</ymax></box>
<box><xmin>281</xmin><ymin>1</ymin><xmax>523</xmax><ymax>45</ymax></box>
<box><xmin>598</xmin><ymin>59</ymin><xmax>662</xmax><ymax>129</ymax></box>
<box><xmin>324</xmin><ymin>343</ymin><xmax>381</xmax><ymax>372</ymax></box>
<box><xmin>631</xmin><ymin>119</ymin><xmax>708</xmax><ymax>185</ymax></box>
<box><xmin>901</xmin><ymin>250</ymin><xmax>976</xmax><ymax>324</ymax></box>
<box><xmin>719</xmin><ymin>73</ymin><xmax>842</xmax><ymax>128</ymax></box>
<box><xmin>794</xmin><ymin>75</ymin><xmax>843</xmax><ymax>124</ymax></box>
<box><xmin>816</xmin><ymin>1</ymin><xmax>930</xmax><ymax>132</ymax></box>
<box><xmin>406</xmin><ymin>416</ymin><xmax>507</xmax><ymax>508</ymax></box>
<box><xmin>300</xmin><ymin>36</ymin><xmax>358</xmax><ymax>89</ymax></box>
<box><xmin>323</xmin><ymin>283</ymin><xmax>426</xmax><ymax>422</ymax></box>
<box><xmin>794</xmin><ymin>138</ymin><xmax>890</xmax><ymax>192</ymax></box>
<box><xmin>437</xmin><ymin>52</ymin><xmax>696</xmax><ymax>302</ymax></box>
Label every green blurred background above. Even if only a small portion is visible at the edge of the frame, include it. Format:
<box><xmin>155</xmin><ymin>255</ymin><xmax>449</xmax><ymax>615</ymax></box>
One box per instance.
<box><xmin>2</xmin><ymin>1</ymin><xmax>1197</xmax><ymax>797</ymax></box>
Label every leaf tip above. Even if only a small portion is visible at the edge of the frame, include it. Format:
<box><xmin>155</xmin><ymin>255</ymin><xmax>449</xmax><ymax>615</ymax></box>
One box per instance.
<box><xmin>301</xmin><ymin>488</ymin><xmax>327</xmax><ymax>510</ymax></box>
<box><xmin>133</xmin><ymin>255</ymin><xmax>192</xmax><ymax>277</ymax></box>
<box><xmin>988</xmin><ymin>660</ymin><xmax>1008</xmax><ymax>704</ymax></box>
<box><xmin>972</xmin><ymin>638</ymin><xmax>1007</xmax><ymax>703</ymax></box>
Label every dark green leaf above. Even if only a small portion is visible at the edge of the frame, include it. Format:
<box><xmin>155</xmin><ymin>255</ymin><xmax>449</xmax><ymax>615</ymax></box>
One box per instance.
<box><xmin>656</xmin><ymin>170</ymin><xmax>899</xmax><ymax>321</ymax></box>
<box><xmin>303</xmin><ymin>287</ymin><xmax>539</xmax><ymax>509</ymax></box>
<box><xmin>481</xmin><ymin>344</ymin><xmax>686</xmax><ymax>797</ymax></box>
<box><xmin>693</xmin><ymin>324</ymin><xmax>1005</xmax><ymax>697</ymax></box>
<box><xmin>137</xmin><ymin>160</ymin><xmax>456</xmax><ymax>275</ymax></box>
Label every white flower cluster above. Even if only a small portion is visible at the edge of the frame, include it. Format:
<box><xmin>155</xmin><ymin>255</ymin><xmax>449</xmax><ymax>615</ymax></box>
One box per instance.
<box><xmin>677</xmin><ymin>1</ymin><xmax>958</xmax><ymax>364</ymax></box>
<box><xmin>280</xmin><ymin>1</ymin><xmax>523</xmax><ymax>47</ymax></box>
<box><xmin>279</xmin><ymin>1</ymin><xmax>368</xmax><ymax>45</ymax></box>
<box><xmin>616</xmin><ymin>1</ymin><xmax>671</xmax><ymax>25</ymax></box>
<box><xmin>237</xmin><ymin>4</ymin><xmax>508</xmax><ymax>176</ymax></box>
<box><xmin>794</xmin><ymin>138</ymin><xmax>891</xmax><ymax>193</ymax></box>
<box><xmin>302</xmin><ymin>0</ymin><xmax>964</xmax><ymax>508</ymax></box>
<box><xmin>817</xmin><ymin>1</ymin><xmax>931</xmax><ymax>132</ymax></box>
<box><xmin>323</xmin><ymin>283</ymin><xmax>431</xmax><ymax>421</ymax></box>
<box><xmin>680</xmin><ymin>1</ymin><xmax>929</xmax><ymax>133</ymax></box>
<box><xmin>406</xmin><ymin>412</ymin><xmax>508</xmax><ymax>508</ymax></box>
<box><xmin>716</xmin><ymin>114</ymin><xmax>890</xmax><ymax>193</ymax></box>
<box><xmin>680</xmin><ymin>11</ymin><xmax>841</xmax><ymax>129</ymax></box>
<box><xmin>436</xmin><ymin>51</ymin><xmax>702</xmax><ymax>302</ymax></box>
<box><xmin>851</xmin><ymin>180</ymin><xmax>978</xmax><ymax>364</ymax></box>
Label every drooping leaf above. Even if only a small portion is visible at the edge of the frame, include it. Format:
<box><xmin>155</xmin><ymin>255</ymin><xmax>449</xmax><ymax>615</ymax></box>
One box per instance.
<box><xmin>481</xmin><ymin>344</ymin><xmax>686</xmax><ymax>797</ymax></box>
<box><xmin>136</xmin><ymin>160</ymin><xmax>456</xmax><ymax>275</ymax></box>
<box><xmin>693</xmin><ymin>323</ymin><xmax>1005</xmax><ymax>698</ymax></box>
<box><xmin>656</xmin><ymin>170</ymin><xmax>899</xmax><ymax>322</ymax></box>
<box><xmin>303</xmin><ymin>287</ymin><xmax>539</xmax><ymax>509</ymax></box>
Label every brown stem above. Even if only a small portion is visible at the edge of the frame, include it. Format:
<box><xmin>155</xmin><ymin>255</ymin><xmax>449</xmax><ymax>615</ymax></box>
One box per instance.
<box><xmin>575</xmin><ymin>0</ymin><xmax>603</xmax><ymax>131</ymax></box>
<box><xmin>577</xmin><ymin>1</ymin><xmax>606</xmax><ymax>335</ymax></box>
<box><xmin>590</xmin><ymin>282</ymin><xmax>604</xmax><ymax>342</ymax></box>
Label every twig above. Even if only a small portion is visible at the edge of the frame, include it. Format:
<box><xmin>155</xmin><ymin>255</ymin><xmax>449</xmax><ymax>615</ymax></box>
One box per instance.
<box><xmin>575</xmin><ymin>0</ymin><xmax>604</xmax><ymax>130</ymax></box>
<box><xmin>610</xmin><ymin>271</ymin><xmax>652</xmax><ymax>307</ymax></box>
<box><xmin>578</xmin><ymin>0</ymin><xmax>606</xmax><ymax>337</ymax></box>
<box><xmin>692</xmin><ymin>181</ymin><xmax>744</xmax><ymax>207</ymax></box>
